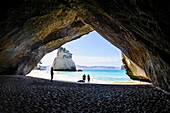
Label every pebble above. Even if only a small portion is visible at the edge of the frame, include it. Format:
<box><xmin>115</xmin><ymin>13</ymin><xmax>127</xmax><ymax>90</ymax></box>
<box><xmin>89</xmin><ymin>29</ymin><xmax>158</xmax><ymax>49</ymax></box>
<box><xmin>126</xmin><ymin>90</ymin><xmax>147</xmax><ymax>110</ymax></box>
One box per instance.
<box><xmin>0</xmin><ymin>75</ymin><xmax>169</xmax><ymax>113</ymax></box>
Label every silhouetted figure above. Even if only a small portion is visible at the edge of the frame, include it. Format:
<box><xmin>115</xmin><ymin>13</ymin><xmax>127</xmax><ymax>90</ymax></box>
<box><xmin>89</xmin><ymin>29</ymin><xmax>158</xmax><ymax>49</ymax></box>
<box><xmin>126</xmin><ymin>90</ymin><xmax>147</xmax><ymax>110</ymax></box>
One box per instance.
<box><xmin>82</xmin><ymin>74</ymin><xmax>86</xmax><ymax>82</ymax></box>
<box><xmin>87</xmin><ymin>74</ymin><xmax>90</xmax><ymax>82</ymax></box>
<box><xmin>50</xmin><ymin>67</ymin><xmax>54</xmax><ymax>82</ymax></box>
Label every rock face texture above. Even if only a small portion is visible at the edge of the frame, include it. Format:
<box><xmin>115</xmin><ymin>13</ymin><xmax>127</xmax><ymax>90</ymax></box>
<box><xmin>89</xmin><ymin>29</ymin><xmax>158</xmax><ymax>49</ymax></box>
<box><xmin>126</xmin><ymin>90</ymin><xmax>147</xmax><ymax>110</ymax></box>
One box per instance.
<box><xmin>122</xmin><ymin>53</ymin><xmax>150</xmax><ymax>82</ymax></box>
<box><xmin>52</xmin><ymin>47</ymin><xmax>76</xmax><ymax>71</ymax></box>
<box><xmin>0</xmin><ymin>0</ymin><xmax>92</xmax><ymax>75</ymax></box>
<box><xmin>0</xmin><ymin>0</ymin><xmax>170</xmax><ymax>91</ymax></box>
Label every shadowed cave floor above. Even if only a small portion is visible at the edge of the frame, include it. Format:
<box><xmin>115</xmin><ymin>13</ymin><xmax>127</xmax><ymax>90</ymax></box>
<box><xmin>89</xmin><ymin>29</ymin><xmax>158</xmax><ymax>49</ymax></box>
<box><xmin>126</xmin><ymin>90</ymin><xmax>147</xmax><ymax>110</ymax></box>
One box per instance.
<box><xmin>0</xmin><ymin>75</ymin><xmax>169</xmax><ymax>113</ymax></box>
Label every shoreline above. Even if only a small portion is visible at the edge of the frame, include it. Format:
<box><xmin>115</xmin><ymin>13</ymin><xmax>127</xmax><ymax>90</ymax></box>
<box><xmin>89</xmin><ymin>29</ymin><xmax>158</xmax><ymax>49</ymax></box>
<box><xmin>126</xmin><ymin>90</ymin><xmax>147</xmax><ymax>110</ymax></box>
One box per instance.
<box><xmin>27</xmin><ymin>70</ymin><xmax>150</xmax><ymax>85</ymax></box>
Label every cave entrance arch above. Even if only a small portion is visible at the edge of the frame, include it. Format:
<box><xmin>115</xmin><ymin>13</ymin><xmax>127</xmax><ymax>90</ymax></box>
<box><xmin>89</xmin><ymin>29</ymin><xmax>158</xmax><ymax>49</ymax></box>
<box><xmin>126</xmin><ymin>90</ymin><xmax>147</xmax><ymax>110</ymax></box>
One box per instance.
<box><xmin>0</xmin><ymin>0</ymin><xmax>169</xmax><ymax>91</ymax></box>
<box><xmin>31</xmin><ymin>31</ymin><xmax>132</xmax><ymax>83</ymax></box>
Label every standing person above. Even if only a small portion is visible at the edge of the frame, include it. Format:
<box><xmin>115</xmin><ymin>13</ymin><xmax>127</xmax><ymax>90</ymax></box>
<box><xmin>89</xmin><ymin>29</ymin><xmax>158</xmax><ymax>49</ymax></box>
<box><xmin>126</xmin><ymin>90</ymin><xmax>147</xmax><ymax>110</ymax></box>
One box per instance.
<box><xmin>50</xmin><ymin>67</ymin><xmax>54</xmax><ymax>82</ymax></box>
<box><xmin>87</xmin><ymin>74</ymin><xmax>90</xmax><ymax>82</ymax></box>
<box><xmin>82</xmin><ymin>74</ymin><xmax>86</xmax><ymax>82</ymax></box>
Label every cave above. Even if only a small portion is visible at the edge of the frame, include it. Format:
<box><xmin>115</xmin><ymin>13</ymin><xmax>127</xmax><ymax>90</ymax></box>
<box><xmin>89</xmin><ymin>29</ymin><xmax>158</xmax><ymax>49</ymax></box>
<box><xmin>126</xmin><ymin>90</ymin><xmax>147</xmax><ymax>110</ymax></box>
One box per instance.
<box><xmin>0</xmin><ymin>0</ymin><xmax>170</xmax><ymax>92</ymax></box>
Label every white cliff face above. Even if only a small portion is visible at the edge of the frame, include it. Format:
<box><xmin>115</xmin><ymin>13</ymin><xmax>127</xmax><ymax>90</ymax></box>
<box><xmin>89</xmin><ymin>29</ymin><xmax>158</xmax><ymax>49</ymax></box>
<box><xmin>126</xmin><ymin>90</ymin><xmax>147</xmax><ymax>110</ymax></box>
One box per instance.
<box><xmin>52</xmin><ymin>47</ymin><xmax>76</xmax><ymax>71</ymax></box>
<box><xmin>122</xmin><ymin>53</ymin><xmax>150</xmax><ymax>82</ymax></box>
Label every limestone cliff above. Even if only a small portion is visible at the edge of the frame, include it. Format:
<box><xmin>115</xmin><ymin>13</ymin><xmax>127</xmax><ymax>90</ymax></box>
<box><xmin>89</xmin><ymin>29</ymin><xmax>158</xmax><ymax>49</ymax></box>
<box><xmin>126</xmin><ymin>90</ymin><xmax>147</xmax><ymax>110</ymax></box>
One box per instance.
<box><xmin>122</xmin><ymin>53</ymin><xmax>150</xmax><ymax>82</ymax></box>
<box><xmin>52</xmin><ymin>47</ymin><xmax>76</xmax><ymax>71</ymax></box>
<box><xmin>0</xmin><ymin>0</ymin><xmax>170</xmax><ymax>91</ymax></box>
<box><xmin>0</xmin><ymin>2</ymin><xmax>93</xmax><ymax>75</ymax></box>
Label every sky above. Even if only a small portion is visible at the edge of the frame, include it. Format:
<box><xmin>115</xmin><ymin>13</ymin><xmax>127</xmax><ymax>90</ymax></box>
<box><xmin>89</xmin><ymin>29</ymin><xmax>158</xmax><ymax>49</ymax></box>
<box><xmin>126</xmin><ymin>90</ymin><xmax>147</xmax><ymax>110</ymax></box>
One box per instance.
<box><xmin>41</xmin><ymin>31</ymin><xmax>122</xmax><ymax>67</ymax></box>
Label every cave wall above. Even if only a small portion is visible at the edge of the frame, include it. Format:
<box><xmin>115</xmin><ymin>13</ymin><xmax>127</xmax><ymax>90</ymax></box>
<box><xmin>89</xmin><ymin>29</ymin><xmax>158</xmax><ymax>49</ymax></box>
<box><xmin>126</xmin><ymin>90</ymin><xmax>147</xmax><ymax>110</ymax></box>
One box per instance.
<box><xmin>0</xmin><ymin>0</ymin><xmax>92</xmax><ymax>74</ymax></box>
<box><xmin>122</xmin><ymin>53</ymin><xmax>150</xmax><ymax>82</ymax></box>
<box><xmin>72</xmin><ymin>0</ymin><xmax>170</xmax><ymax>91</ymax></box>
<box><xmin>0</xmin><ymin>0</ymin><xmax>170</xmax><ymax>91</ymax></box>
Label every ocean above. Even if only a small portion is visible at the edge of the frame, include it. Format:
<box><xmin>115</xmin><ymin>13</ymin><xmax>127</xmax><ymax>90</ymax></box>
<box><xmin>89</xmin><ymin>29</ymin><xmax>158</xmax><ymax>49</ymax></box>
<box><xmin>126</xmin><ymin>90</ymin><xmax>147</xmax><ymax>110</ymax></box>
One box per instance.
<box><xmin>27</xmin><ymin>69</ymin><xmax>133</xmax><ymax>84</ymax></box>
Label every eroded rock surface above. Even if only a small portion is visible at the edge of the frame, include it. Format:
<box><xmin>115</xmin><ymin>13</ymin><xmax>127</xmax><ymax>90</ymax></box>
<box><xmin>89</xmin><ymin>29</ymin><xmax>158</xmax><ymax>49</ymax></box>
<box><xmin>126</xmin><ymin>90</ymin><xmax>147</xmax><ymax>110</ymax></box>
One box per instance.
<box><xmin>0</xmin><ymin>0</ymin><xmax>170</xmax><ymax>91</ymax></box>
<box><xmin>0</xmin><ymin>1</ymin><xmax>92</xmax><ymax>75</ymax></box>
<box><xmin>122</xmin><ymin>53</ymin><xmax>150</xmax><ymax>82</ymax></box>
<box><xmin>52</xmin><ymin>47</ymin><xmax>76</xmax><ymax>71</ymax></box>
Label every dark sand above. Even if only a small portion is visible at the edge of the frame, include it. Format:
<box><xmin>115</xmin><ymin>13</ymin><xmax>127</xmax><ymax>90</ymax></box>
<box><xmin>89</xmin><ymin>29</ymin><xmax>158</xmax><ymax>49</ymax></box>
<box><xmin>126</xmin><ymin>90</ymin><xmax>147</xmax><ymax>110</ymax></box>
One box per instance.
<box><xmin>0</xmin><ymin>75</ymin><xmax>169</xmax><ymax>113</ymax></box>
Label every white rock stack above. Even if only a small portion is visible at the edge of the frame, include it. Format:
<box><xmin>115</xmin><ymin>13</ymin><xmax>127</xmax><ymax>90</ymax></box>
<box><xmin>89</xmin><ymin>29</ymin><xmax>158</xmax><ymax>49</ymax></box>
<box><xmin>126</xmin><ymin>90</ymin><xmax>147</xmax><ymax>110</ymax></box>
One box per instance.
<box><xmin>52</xmin><ymin>47</ymin><xmax>76</xmax><ymax>71</ymax></box>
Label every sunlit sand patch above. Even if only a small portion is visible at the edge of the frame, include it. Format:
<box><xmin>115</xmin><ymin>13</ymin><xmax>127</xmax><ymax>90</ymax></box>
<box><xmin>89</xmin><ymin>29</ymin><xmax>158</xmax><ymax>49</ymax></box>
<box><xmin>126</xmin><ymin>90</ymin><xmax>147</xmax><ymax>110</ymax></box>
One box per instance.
<box><xmin>27</xmin><ymin>70</ymin><xmax>150</xmax><ymax>85</ymax></box>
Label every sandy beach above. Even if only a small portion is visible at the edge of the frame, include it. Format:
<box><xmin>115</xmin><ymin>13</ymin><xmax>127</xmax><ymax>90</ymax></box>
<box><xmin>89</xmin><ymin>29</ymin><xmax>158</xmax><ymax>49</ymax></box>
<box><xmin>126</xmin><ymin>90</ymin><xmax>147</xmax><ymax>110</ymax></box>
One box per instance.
<box><xmin>0</xmin><ymin>75</ymin><xmax>169</xmax><ymax>113</ymax></box>
<box><xmin>27</xmin><ymin>70</ymin><xmax>150</xmax><ymax>85</ymax></box>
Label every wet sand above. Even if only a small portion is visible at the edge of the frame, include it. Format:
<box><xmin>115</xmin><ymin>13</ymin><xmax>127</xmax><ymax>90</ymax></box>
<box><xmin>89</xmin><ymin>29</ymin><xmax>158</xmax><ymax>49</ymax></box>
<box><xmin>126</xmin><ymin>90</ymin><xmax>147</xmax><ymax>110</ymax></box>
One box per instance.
<box><xmin>0</xmin><ymin>75</ymin><xmax>169</xmax><ymax>113</ymax></box>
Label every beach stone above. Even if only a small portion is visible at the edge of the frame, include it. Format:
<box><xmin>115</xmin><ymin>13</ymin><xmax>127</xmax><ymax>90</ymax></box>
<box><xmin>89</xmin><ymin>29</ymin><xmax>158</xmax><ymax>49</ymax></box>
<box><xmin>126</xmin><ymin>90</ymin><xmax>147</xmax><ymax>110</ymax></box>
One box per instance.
<box><xmin>0</xmin><ymin>0</ymin><xmax>170</xmax><ymax>91</ymax></box>
<box><xmin>77</xmin><ymin>80</ymin><xmax>85</xmax><ymax>82</ymax></box>
<box><xmin>52</xmin><ymin>47</ymin><xmax>76</xmax><ymax>71</ymax></box>
<box><xmin>0</xmin><ymin>74</ymin><xmax>165</xmax><ymax>113</ymax></box>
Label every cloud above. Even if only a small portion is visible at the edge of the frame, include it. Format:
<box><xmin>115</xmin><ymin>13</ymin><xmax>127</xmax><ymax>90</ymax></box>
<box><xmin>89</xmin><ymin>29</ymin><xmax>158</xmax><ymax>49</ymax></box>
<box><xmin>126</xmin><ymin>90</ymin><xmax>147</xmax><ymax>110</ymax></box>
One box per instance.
<box><xmin>73</xmin><ymin>56</ymin><xmax>122</xmax><ymax>67</ymax></box>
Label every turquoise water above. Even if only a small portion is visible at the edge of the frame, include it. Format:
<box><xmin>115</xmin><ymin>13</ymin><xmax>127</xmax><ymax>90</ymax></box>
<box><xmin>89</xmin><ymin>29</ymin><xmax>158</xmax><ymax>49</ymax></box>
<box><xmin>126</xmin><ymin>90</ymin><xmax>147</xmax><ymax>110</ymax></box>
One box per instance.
<box><xmin>54</xmin><ymin>70</ymin><xmax>130</xmax><ymax>82</ymax></box>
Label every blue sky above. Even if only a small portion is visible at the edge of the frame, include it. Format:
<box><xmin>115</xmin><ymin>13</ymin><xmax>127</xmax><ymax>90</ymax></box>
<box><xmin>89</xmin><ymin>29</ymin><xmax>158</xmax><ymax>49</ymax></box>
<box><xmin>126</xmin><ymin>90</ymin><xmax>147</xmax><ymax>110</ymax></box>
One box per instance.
<box><xmin>41</xmin><ymin>31</ymin><xmax>122</xmax><ymax>67</ymax></box>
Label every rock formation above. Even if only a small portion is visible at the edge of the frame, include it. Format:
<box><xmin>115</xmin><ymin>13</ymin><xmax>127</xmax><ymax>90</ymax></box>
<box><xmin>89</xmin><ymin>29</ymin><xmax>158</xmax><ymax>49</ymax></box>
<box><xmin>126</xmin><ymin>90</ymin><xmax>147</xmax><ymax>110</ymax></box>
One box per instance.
<box><xmin>0</xmin><ymin>1</ymin><xmax>92</xmax><ymax>75</ymax></box>
<box><xmin>52</xmin><ymin>47</ymin><xmax>76</xmax><ymax>71</ymax></box>
<box><xmin>122</xmin><ymin>53</ymin><xmax>150</xmax><ymax>82</ymax></box>
<box><xmin>0</xmin><ymin>0</ymin><xmax>170</xmax><ymax>91</ymax></box>
<box><xmin>121</xmin><ymin>65</ymin><xmax>125</xmax><ymax>70</ymax></box>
